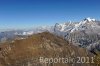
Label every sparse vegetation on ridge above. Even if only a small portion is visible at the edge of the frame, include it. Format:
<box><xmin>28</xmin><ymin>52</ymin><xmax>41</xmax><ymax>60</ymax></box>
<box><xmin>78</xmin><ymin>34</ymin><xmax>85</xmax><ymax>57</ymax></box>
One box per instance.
<box><xmin>0</xmin><ymin>32</ymin><xmax>96</xmax><ymax>66</ymax></box>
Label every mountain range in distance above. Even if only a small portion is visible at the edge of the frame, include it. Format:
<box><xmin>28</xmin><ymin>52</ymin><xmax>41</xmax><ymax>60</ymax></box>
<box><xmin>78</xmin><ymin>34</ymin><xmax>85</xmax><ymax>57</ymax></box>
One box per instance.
<box><xmin>0</xmin><ymin>17</ymin><xmax>100</xmax><ymax>53</ymax></box>
<box><xmin>0</xmin><ymin>17</ymin><xmax>100</xmax><ymax>66</ymax></box>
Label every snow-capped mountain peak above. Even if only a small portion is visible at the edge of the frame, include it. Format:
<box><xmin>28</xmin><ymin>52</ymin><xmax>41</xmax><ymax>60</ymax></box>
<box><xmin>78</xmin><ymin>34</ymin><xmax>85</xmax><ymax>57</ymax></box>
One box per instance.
<box><xmin>83</xmin><ymin>17</ymin><xmax>96</xmax><ymax>22</ymax></box>
<box><xmin>53</xmin><ymin>17</ymin><xmax>100</xmax><ymax>53</ymax></box>
<box><xmin>70</xmin><ymin>17</ymin><xmax>99</xmax><ymax>33</ymax></box>
<box><xmin>54</xmin><ymin>17</ymin><xmax>100</xmax><ymax>33</ymax></box>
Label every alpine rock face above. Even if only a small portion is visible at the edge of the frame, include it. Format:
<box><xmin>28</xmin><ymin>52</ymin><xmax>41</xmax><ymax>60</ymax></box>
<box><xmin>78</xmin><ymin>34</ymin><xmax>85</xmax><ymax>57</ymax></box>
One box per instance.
<box><xmin>54</xmin><ymin>17</ymin><xmax>100</xmax><ymax>34</ymax></box>
<box><xmin>54</xmin><ymin>17</ymin><xmax>100</xmax><ymax>53</ymax></box>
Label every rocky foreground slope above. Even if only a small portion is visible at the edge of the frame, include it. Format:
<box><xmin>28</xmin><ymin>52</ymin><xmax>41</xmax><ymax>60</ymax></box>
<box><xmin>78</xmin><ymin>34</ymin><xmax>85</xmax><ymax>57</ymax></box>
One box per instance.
<box><xmin>0</xmin><ymin>32</ymin><xmax>96</xmax><ymax>66</ymax></box>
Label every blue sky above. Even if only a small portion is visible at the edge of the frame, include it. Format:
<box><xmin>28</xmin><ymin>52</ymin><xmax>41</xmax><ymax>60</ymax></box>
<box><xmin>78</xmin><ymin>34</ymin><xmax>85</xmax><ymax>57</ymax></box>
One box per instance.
<box><xmin>0</xmin><ymin>0</ymin><xmax>100</xmax><ymax>29</ymax></box>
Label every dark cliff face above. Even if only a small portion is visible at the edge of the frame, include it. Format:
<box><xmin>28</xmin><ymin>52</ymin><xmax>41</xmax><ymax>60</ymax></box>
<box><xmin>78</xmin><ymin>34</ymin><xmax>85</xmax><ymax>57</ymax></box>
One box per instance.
<box><xmin>0</xmin><ymin>32</ymin><xmax>95</xmax><ymax>66</ymax></box>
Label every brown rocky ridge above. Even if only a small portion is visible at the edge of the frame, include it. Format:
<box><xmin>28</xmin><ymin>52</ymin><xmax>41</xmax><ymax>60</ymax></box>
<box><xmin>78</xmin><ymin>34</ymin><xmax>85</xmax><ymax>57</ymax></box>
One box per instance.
<box><xmin>0</xmin><ymin>32</ymin><xmax>96</xmax><ymax>66</ymax></box>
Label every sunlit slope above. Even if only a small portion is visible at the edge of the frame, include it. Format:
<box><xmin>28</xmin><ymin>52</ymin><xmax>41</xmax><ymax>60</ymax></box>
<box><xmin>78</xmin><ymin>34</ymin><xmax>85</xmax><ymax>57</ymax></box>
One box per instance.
<box><xmin>0</xmin><ymin>32</ymin><xmax>95</xmax><ymax>66</ymax></box>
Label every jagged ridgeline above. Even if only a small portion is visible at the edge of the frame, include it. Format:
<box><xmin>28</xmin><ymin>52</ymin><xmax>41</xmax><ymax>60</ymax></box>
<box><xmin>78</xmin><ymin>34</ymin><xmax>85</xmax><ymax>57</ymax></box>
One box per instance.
<box><xmin>54</xmin><ymin>17</ymin><xmax>100</xmax><ymax>53</ymax></box>
<box><xmin>0</xmin><ymin>32</ymin><xmax>96</xmax><ymax>66</ymax></box>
